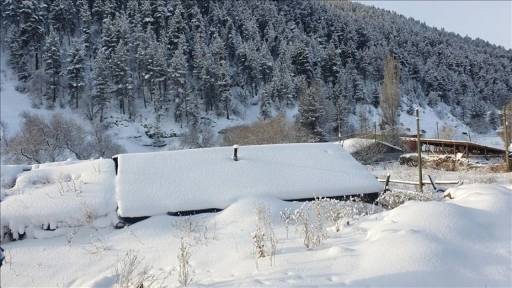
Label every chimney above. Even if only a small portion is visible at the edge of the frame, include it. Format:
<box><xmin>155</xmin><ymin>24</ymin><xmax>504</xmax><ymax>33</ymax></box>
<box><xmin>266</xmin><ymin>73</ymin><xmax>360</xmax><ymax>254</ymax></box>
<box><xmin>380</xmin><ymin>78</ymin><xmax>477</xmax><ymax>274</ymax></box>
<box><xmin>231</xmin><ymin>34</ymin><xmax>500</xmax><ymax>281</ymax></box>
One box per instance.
<box><xmin>233</xmin><ymin>144</ymin><xmax>239</xmax><ymax>161</ymax></box>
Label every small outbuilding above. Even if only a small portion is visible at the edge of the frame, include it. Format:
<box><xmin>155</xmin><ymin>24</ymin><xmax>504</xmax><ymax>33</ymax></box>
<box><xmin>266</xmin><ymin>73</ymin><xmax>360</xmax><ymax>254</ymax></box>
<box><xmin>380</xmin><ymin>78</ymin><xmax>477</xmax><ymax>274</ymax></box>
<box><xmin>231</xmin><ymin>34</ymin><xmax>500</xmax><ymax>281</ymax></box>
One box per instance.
<box><xmin>114</xmin><ymin>142</ymin><xmax>383</xmax><ymax>218</ymax></box>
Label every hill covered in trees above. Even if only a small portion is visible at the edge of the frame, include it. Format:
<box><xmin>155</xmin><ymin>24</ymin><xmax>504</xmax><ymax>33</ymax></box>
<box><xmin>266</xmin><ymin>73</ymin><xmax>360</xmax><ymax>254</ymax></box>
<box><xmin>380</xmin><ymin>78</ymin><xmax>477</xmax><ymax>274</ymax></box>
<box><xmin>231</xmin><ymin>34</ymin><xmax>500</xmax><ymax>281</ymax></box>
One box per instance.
<box><xmin>2</xmin><ymin>0</ymin><xmax>511</xmax><ymax>146</ymax></box>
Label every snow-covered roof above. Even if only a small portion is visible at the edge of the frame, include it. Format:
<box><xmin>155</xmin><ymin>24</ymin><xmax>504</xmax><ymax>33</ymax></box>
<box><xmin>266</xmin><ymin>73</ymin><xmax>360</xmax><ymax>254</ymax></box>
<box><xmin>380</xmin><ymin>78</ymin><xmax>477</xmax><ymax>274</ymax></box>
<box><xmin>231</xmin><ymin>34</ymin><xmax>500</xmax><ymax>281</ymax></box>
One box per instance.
<box><xmin>115</xmin><ymin>142</ymin><xmax>383</xmax><ymax>217</ymax></box>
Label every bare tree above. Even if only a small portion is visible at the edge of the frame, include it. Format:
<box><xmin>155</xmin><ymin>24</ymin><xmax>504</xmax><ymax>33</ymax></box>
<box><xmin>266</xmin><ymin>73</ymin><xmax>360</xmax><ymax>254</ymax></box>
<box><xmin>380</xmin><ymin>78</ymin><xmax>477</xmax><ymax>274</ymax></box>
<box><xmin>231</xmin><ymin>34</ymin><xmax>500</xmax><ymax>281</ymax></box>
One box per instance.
<box><xmin>3</xmin><ymin>112</ymin><xmax>125</xmax><ymax>164</ymax></box>
<box><xmin>380</xmin><ymin>55</ymin><xmax>401</xmax><ymax>144</ymax></box>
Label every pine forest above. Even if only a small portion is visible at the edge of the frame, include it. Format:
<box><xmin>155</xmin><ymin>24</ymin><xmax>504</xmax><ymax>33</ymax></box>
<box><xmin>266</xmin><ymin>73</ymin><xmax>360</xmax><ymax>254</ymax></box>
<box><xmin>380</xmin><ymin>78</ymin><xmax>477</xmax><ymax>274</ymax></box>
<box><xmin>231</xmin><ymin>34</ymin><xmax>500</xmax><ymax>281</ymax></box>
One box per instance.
<box><xmin>2</xmin><ymin>0</ymin><xmax>512</xmax><ymax>147</ymax></box>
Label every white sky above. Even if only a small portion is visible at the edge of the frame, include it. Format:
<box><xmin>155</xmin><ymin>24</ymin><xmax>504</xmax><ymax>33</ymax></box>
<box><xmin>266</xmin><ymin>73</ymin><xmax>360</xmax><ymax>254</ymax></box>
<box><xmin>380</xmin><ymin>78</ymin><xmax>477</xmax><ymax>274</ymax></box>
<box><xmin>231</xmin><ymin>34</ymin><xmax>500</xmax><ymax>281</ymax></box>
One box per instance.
<box><xmin>356</xmin><ymin>1</ymin><xmax>512</xmax><ymax>50</ymax></box>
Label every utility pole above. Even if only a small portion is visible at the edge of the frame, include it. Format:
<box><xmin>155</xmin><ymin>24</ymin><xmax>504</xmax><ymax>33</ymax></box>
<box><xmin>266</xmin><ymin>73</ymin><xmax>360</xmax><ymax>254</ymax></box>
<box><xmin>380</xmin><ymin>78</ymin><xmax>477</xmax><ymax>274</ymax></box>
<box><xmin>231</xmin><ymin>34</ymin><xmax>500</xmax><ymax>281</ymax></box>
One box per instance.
<box><xmin>416</xmin><ymin>108</ymin><xmax>423</xmax><ymax>192</ymax></box>
<box><xmin>503</xmin><ymin>106</ymin><xmax>510</xmax><ymax>172</ymax></box>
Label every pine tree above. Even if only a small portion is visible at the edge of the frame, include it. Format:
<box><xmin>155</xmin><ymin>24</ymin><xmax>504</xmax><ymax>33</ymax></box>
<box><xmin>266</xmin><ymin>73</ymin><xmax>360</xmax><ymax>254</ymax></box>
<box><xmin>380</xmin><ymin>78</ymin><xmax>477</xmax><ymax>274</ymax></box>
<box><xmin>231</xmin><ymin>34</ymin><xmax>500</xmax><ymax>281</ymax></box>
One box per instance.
<box><xmin>352</xmin><ymin>74</ymin><xmax>365</xmax><ymax>105</ymax></box>
<box><xmin>92</xmin><ymin>48</ymin><xmax>110</xmax><ymax>123</ymax></box>
<box><xmin>170</xmin><ymin>35</ymin><xmax>188</xmax><ymax>127</ymax></box>
<box><xmin>18</xmin><ymin>0</ymin><xmax>45</xmax><ymax>74</ymax></box>
<box><xmin>260</xmin><ymin>85</ymin><xmax>272</xmax><ymax>120</ymax></box>
<box><xmin>218</xmin><ymin>61</ymin><xmax>232</xmax><ymax>120</ymax></box>
<box><xmin>111</xmin><ymin>40</ymin><xmax>131</xmax><ymax>115</ymax></box>
<box><xmin>291</xmin><ymin>41</ymin><xmax>313</xmax><ymax>86</ymax></box>
<box><xmin>320</xmin><ymin>40</ymin><xmax>340</xmax><ymax>86</ymax></box>
<box><xmin>78</xmin><ymin>0</ymin><xmax>93</xmax><ymax>58</ymax></box>
<box><xmin>371</xmin><ymin>86</ymin><xmax>380</xmax><ymax>108</ymax></box>
<box><xmin>43</xmin><ymin>28</ymin><xmax>62</xmax><ymax>107</ymax></box>
<box><xmin>298</xmin><ymin>81</ymin><xmax>325</xmax><ymax>141</ymax></box>
<box><xmin>167</xmin><ymin>2</ymin><xmax>186</xmax><ymax>53</ymax></box>
<box><xmin>186</xmin><ymin>87</ymin><xmax>201</xmax><ymax>128</ymax></box>
<box><xmin>66</xmin><ymin>40</ymin><xmax>85</xmax><ymax>109</ymax></box>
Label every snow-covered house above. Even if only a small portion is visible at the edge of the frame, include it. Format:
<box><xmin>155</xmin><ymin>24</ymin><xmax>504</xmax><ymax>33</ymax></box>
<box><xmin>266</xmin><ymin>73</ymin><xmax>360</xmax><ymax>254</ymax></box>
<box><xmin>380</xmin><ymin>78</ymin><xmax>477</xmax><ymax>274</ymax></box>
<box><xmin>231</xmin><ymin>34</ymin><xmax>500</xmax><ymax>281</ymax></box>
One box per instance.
<box><xmin>115</xmin><ymin>142</ymin><xmax>383</xmax><ymax>218</ymax></box>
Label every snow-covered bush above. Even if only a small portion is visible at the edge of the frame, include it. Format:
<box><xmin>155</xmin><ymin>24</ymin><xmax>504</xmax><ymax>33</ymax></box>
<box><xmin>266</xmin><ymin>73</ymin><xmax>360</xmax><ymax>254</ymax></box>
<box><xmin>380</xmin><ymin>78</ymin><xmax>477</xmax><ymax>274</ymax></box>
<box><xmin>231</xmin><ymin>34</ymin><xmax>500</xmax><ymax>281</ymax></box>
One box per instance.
<box><xmin>293</xmin><ymin>202</ymin><xmax>323</xmax><ymax>250</ymax></box>
<box><xmin>172</xmin><ymin>215</ymin><xmax>215</xmax><ymax>286</ymax></box>
<box><xmin>177</xmin><ymin>238</ymin><xmax>192</xmax><ymax>286</ymax></box>
<box><xmin>280</xmin><ymin>207</ymin><xmax>292</xmax><ymax>239</ymax></box>
<box><xmin>377</xmin><ymin>190</ymin><xmax>441</xmax><ymax>209</ymax></box>
<box><xmin>253</xmin><ymin>203</ymin><xmax>277</xmax><ymax>268</ymax></box>
<box><xmin>115</xmin><ymin>250</ymin><xmax>170</xmax><ymax>288</ymax></box>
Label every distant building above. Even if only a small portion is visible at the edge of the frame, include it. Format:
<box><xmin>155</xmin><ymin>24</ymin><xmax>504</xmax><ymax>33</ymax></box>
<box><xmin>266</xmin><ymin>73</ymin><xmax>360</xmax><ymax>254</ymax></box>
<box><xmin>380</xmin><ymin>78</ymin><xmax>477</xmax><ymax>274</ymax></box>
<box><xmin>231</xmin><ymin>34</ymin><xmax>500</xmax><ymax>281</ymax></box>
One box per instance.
<box><xmin>399</xmin><ymin>137</ymin><xmax>506</xmax><ymax>158</ymax></box>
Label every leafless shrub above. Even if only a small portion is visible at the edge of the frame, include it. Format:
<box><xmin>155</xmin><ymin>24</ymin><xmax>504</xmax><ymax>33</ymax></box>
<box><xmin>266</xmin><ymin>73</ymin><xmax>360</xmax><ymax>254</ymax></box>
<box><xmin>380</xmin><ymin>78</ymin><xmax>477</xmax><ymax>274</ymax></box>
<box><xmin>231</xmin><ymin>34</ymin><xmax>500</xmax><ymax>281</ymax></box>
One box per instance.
<box><xmin>377</xmin><ymin>190</ymin><xmax>440</xmax><ymax>209</ymax></box>
<box><xmin>55</xmin><ymin>173</ymin><xmax>83</xmax><ymax>196</ymax></box>
<box><xmin>312</xmin><ymin>198</ymin><xmax>327</xmax><ymax>241</ymax></box>
<box><xmin>66</xmin><ymin>227</ymin><xmax>80</xmax><ymax>245</ymax></box>
<box><xmin>83</xmin><ymin>234</ymin><xmax>110</xmax><ymax>254</ymax></box>
<box><xmin>313</xmin><ymin>197</ymin><xmax>377</xmax><ymax>232</ymax></box>
<box><xmin>439</xmin><ymin>124</ymin><xmax>456</xmax><ymax>139</ymax></box>
<box><xmin>2</xmin><ymin>112</ymin><xmax>124</xmax><ymax>164</ymax></box>
<box><xmin>280</xmin><ymin>207</ymin><xmax>292</xmax><ymax>239</ymax></box>
<box><xmin>180</xmin><ymin>126</ymin><xmax>217</xmax><ymax>149</ymax></box>
<box><xmin>172</xmin><ymin>216</ymin><xmax>216</xmax><ymax>286</ymax></box>
<box><xmin>177</xmin><ymin>238</ymin><xmax>192</xmax><ymax>286</ymax></box>
<box><xmin>293</xmin><ymin>202</ymin><xmax>322</xmax><ymax>250</ymax></box>
<box><xmin>173</xmin><ymin>215</ymin><xmax>215</xmax><ymax>247</ymax></box>
<box><xmin>222</xmin><ymin>113</ymin><xmax>300</xmax><ymax>146</ymax></box>
<box><xmin>115</xmin><ymin>250</ymin><xmax>171</xmax><ymax>288</ymax></box>
<box><xmin>253</xmin><ymin>203</ymin><xmax>277</xmax><ymax>268</ymax></box>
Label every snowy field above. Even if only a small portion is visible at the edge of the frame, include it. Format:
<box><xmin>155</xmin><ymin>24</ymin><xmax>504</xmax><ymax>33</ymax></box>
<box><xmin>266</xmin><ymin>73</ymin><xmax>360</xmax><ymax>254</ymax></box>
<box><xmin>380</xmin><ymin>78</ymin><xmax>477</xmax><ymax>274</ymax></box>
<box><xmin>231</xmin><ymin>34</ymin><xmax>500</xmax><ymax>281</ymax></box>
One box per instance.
<box><xmin>1</xmin><ymin>152</ymin><xmax>511</xmax><ymax>287</ymax></box>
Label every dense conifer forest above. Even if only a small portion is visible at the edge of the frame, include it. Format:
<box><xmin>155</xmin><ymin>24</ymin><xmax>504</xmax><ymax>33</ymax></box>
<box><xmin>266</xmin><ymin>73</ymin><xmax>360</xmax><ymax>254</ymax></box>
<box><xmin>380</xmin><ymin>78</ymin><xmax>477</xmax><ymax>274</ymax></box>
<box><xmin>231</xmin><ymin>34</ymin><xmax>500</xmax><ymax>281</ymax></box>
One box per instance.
<box><xmin>2</xmin><ymin>0</ymin><xmax>511</xmax><ymax>141</ymax></box>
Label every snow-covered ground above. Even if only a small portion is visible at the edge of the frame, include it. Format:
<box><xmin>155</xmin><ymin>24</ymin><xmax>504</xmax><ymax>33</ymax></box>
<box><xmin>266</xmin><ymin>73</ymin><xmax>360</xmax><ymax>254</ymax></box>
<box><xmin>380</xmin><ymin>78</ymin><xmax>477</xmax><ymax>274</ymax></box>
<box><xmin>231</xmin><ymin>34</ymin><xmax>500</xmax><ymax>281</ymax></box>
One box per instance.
<box><xmin>1</xmin><ymin>156</ymin><xmax>511</xmax><ymax>287</ymax></box>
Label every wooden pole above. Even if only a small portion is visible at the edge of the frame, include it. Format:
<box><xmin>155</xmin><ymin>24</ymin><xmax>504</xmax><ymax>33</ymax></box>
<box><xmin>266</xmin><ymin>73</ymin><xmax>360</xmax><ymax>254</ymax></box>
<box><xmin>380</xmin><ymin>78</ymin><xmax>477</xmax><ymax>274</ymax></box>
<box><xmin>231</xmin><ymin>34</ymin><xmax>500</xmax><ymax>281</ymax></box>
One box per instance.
<box><xmin>416</xmin><ymin>108</ymin><xmax>423</xmax><ymax>192</ymax></box>
<box><xmin>503</xmin><ymin>106</ymin><xmax>510</xmax><ymax>172</ymax></box>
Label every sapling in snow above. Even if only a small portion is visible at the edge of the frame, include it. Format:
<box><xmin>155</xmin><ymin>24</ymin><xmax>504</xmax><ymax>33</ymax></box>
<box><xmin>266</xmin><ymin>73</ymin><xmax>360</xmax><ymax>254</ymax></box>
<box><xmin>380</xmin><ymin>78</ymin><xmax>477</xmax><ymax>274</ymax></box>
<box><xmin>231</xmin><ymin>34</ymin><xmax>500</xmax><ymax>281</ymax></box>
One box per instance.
<box><xmin>177</xmin><ymin>238</ymin><xmax>192</xmax><ymax>286</ymax></box>
<box><xmin>293</xmin><ymin>202</ymin><xmax>322</xmax><ymax>250</ymax></box>
<box><xmin>280</xmin><ymin>207</ymin><xmax>292</xmax><ymax>239</ymax></box>
<box><xmin>253</xmin><ymin>203</ymin><xmax>277</xmax><ymax>268</ymax></box>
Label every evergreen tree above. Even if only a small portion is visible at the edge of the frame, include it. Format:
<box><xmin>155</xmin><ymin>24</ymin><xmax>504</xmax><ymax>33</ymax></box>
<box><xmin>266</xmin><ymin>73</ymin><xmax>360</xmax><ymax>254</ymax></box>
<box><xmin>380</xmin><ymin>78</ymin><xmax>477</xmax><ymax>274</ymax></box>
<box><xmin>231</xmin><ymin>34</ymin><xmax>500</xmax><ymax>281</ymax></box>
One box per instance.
<box><xmin>111</xmin><ymin>40</ymin><xmax>131</xmax><ymax>116</ymax></box>
<box><xmin>92</xmin><ymin>48</ymin><xmax>110</xmax><ymax>123</ymax></box>
<box><xmin>43</xmin><ymin>28</ymin><xmax>62</xmax><ymax>107</ymax></box>
<box><xmin>66</xmin><ymin>39</ymin><xmax>85</xmax><ymax>109</ymax></box>
<box><xmin>78</xmin><ymin>0</ymin><xmax>93</xmax><ymax>58</ymax></box>
<box><xmin>371</xmin><ymin>86</ymin><xmax>380</xmax><ymax>108</ymax></box>
<box><xmin>298</xmin><ymin>81</ymin><xmax>325</xmax><ymax>141</ymax></box>
<box><xmin>170</xmin><ymin>36</ymin><xmax>188</xmax><ymax>127</ymax></box>
<box><xmin>352</xmin><ymin>74</ymin><xmax>365</xmax><ymax>105</ymax></box>
<box><xmin>291</xmin><ymin>40</ymin><xmax>313</xmax><ymax>86</ymax></box>
<box><xmin>488</xmin><ymin>110</ymin><xmax>500</xmax><ymax>131</ymax></box>
<box><xmin>218</xmin><ymin>61</ymin><xmax>232</xmax><ymax>120</ymax></box>
<box><xmin>18</xmin><ymin>0</ymin><xmax>45</xmax><ymax>74</ymax></box>
<box><xmin>260</xmin><ymin>84</ymin><xmax>272</xmax><ymax>120</ymax></box>
<box><xmin>320</xmin><ymin>40</ymin><xmax>340</xmax><ymax>86</ymax></box>
<box><xmin>186</xmin><ymin>87</ymin><xmax>201</xmax><ymax>128</ymax></box>
<box><xmin>167</xmin><ymin>2</ymin><xmax>186</xmax><ymax>53</ymax></box>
